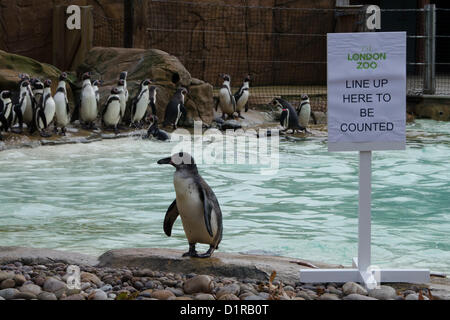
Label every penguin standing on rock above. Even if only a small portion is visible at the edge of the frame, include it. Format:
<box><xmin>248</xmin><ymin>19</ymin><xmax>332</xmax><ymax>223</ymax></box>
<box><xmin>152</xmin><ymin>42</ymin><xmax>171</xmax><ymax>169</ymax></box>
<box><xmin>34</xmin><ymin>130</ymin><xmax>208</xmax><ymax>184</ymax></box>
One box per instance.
<box><xmin>216</xmin><ymin>74</ymin><xmax>236</xmax><ymax>120</ymax></box>
<box><xmin>157</xmin><ymin>152</ymin><xmax>223</xmax><ymax>258</ymax></box>
<box><xmin>272</xmin><ymin>97</ymin><xmax>305</xmax><ymax>134</ymax></box>
<box><xmin>163</xmin><ymin>87</ymin><xmax>187</xmax><ymax>130</ymax></box>
<box><xmin>32</xmin><ymin>79</ymin><xmax>55</xmax><ymax>137</ymax></box>
<box><xmin>234</xmin><ymin>74</ymin><xmax>250</xmax><ymax>119</ymax></box>
<box><xmin>14</xmin><ymin>75</ymin><xmax>35</xmax><ymax>133</ymax></box>
<box><xmin>130</xmin><ymin>79</ymin><xmax>152</xmax><ymax>128</ymax></box>
<box><xmin>54</xmin><ymin>72</ymin><xmax>71</xmax><ymax>135</ymax></box>
<box><xmin>80</xmin><ymin>72</ymin><xmax>98</xmax><ymax>129</ymax></box>
<box><xmin>297</xmin><ymin>94</ymin><xmax>311</xmax><ymax>130</ymax></box>
<box><xmin>0</xmin><ymin>90</ymin><xmax>13</xmax><ymax>140</ymax></box>
<box><xmin>102</xmin><ymin>87</ymin><xmax>121</xmax><ymax>134</ymax></box>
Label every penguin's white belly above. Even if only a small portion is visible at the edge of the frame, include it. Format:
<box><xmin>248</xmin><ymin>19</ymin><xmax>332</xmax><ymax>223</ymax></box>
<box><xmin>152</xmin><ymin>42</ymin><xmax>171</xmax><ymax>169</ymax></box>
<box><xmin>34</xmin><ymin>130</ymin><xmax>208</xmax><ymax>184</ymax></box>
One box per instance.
<box><xmin>236</xmin><ymin>91</ymin><xmax>249</xmax><ymax>112</ymax></box>
<box><xmin>44</xmin><ymin>98</ymin><xmax>56</xmax><ymax>125</ymax></box>
<box><xmin>81</xmin><ymin>90</ymin><xmax>97</xmax><ymax>122</ymax></box>
<box><xmin>103</xmin><ymin>101</ymin><xmax>121</xmax><ymax>126</ymax></box>
<box><xmin>23</xmin><ymin>96</ymin><xmax>33</xmax><ymax>123</ymax></box>
<box><xmin>299</xmin><ymin>105</ymin><xmax>311</xmax><ymax>128</ymax></box>
<box><xmin>54</xmin><ymin>93</ymin><xmax>69</xmax><ymax>126</ymax></box>
<box><xmin>219</xmin><ymin>89</ymin><xmax>233</xmax><ymax>114</ymax></box>
<box><xmin>132</xmin><ymin>93</ymin><xmax>149</xmax><ymax>122</ymax></box>
<box><xmin>173</xmin><ymin>174</ymin><xmax>218</xmax><ymax>245</ymax></box>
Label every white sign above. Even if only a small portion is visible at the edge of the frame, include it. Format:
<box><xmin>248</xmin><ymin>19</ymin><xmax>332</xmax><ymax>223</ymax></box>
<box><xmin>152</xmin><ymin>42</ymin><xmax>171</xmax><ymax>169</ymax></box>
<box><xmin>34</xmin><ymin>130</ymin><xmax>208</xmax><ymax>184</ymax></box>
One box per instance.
<box><xmin>327</xmin><ymin>32</ymin><xmax>406</xmax><ymax>152</ymax></box>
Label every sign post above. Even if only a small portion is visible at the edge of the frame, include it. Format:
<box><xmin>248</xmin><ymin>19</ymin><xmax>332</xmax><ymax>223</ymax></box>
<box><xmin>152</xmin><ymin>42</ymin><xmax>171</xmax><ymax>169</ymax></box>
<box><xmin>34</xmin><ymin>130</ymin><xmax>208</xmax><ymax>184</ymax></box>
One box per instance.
<box><xmin>299</xmin><ymin>32</ymin><xmax>430</xmax><ymax>289</ymax></box>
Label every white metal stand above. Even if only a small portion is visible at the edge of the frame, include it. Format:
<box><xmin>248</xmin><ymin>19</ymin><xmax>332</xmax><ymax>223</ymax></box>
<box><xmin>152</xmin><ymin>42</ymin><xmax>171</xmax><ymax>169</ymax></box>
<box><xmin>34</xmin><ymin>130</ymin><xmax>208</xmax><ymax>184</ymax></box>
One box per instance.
<box><xmin>299</xmin><ymin>151</ymin><xmax>430</xmax><ymax>289</ymax></box>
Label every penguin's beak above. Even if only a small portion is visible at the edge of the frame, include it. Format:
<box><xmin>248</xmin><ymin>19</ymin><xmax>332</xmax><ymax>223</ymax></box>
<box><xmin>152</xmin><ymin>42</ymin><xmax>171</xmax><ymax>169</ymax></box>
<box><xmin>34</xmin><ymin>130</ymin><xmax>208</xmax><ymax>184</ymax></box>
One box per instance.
<box><xmin>157</xmin><ymin>157</ymin><xmax>174</xmax><ymax>166</ymax></box>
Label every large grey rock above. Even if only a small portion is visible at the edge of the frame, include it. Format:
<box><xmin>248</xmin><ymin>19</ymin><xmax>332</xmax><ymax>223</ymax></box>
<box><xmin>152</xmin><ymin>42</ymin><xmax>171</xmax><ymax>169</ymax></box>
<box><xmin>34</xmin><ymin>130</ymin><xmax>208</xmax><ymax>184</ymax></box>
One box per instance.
<box><xmin>183</xmin><ymin>275</ymin><xmax>213</xmax><ymax>294</ymax></box>
<box><xmin>0</xmin><ymin>246</ymin><xmax>98</xmax><ymax>266</ymax></box>
<box><xmin>78</xmin><ymin>47</ymin><xmax>214</xmax><ymax>125</ymax></box>
<box><xmin>0</xmin><ymin>271</ymin><xmax>14</xmax><ymax>282</ymax></box>
<box><xmin>98</xmin><ymin>248</ymin><xmax>340</xmax><ymax>285</ymax></box>
<box><xmin>368</xmin><ymin>285</ymin><xmax>397</xmax><ymax>300</ymax></box>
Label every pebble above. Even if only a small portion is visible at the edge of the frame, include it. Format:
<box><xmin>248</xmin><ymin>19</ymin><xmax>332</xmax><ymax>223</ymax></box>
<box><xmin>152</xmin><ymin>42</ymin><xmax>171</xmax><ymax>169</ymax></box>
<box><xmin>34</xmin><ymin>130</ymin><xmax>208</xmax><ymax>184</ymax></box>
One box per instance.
<box><xmin>218</xmin><ymin>293</ymin><xmax>240</xmax><ymax>300</ymax></box>
<box><xmin>296</xmin><ymin>291</ymin><xmax>312</xmax><ymax>300</ymax></box>
<box><xmin>243</xmin><ymin>295</ymin><xmax>265</xmax><ymax>300</ymax></box>
<box><xmin>81</xmin><ymin>272</ymin><xmax>102</xmax><ymax>287</ymax></box>
<box><xmin>100</xmin><ymin>284</ymin><xmax>113</xmax><ymax>292</ymax></box>
<box><xmin>13</xmin><ymin>274</ymin><xmax>26</xmax><ymax>286</ymax></box>
<box><xmin>43</xmin><ymin>277</ymin><xmax>67</xmax><ymax>298</ymax></box>
<box><xmin>368</xmin><ymin>285</ymin><xmax>397</xmax><ymax>300</ymax></box>
<box><xmin>37</xmin><ymin>292</ymin><xmax>57</xmax><ymax>301</ymax></box>
<box><xmin>19</xmin><ymin>283</ymin><xmax>42</xmax><ymax>296</ymax></box>
<box><xmin>63</xmin><ymin>294</ymin><xmax>86</xmax><ymax>300</ymax></box>
<box><xmin>319</xmin><ymin>293</ymin><xmax>340</xmax><ymax>300</ymax></box>
<box><xmin>167</xmin><ymin>287</ymin><xmax>184</xmax><ymax>297</ymax></box>
<box><xmin>15</xmin><ymin>292</ymin><xmax>37</xmax><ymax>300</ymax></box>
<box><xmin>0</xmin><ymin>279</ymin><xmax>16</xmax><ymax>289</ymax></box>
<box><xmin>0</xmin><ymin>271</ymin><xmax>15</xmax><ymax>282</ymax></box>
<box><xmin>151</xmin><ymin>289</ymin><xmax>175</xmax><ymax>300</ymax></box>
<box><xmin>216</xmin><ymin>283</ymin><xmax>240</xmax><ymax>299</ymax></box>
<box><xmin>194</xmin><ymin>293</ymin><xmax>215</xmax><ymax>300</ymax></box>
<box><xmin>88</xmin><ymin>290</ymin><xmax>108</xmax><ymax>300</ymax></box>
<box><xmin>342</xmin><ymin>282</ymin><xmax>368</xmax><ymax>296</ymax></box>
<box><xmin>343</xmin><ymin>293</ymin><xmax>378</xmax><ymax>300</ymax></box>
<box><xmin>0</xmin><ymin>288</ymin><xmax>20</xmax><ymax>300</ymax></box>
<box><xmin>183</xmin><ymin>275</ymin><xmax>213</xmax><ymax>294</ymax></box>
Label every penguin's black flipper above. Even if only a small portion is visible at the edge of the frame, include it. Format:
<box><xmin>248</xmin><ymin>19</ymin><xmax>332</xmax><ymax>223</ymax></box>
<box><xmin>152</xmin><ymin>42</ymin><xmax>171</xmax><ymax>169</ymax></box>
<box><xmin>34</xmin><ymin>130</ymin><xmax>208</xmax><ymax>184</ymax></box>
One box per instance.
<box><xmin>0</xmin><ymin>115</ymin><xmax>8</xmax><ymax>131</ymax></box>
<box><xmin>244</xmin><ymin>102</ymin><xmax>249</xmax><ymax>113</ymax></box>
<box><xmin>197</xmin><ymin>183</ymin><xmax>213</xmax><ymax>237</ymax></box>
<box><xmin>214</xmin><ymin>97</ymin><xmax>219</xmax><ymax>112</ymax></box>
<box><xmin>279</xmin><ymin>110</ymin><xmax>287</xmax><ymax>127</ymax></box>
<box><xmin>72</xmin><ymin>95</ymin><xmax>81</xmax><ymax>123</ymax></box>
<box><xmin>163</xmin><ymin>199</ymin><xmax>180</xmax><ymax>237</ymax></box>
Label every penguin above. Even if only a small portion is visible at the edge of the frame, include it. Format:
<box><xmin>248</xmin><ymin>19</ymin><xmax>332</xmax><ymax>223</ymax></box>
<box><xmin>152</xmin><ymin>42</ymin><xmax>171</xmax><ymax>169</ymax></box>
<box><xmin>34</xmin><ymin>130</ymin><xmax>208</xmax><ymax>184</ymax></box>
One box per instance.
<box><xmin>31</xmin><ymin>79</ymin><xmax>55</xmax><ymax>137</ymax></box>
<box><xmin>117</xmin><ymin>71</ymin><xmax>129</xmax><ymax>121</ymax></box>
<box><xmin>297</xmin><ymin>94</ymin><xmax>311</xmax><ymax>130</ymax></box>
<box><xmin>79</xmin><ymin>72</ymin><xmax>98</xmax><ymax>129</ymax></box>
<box><xmin>157</xmin><ymin>152</ymin><xmax>223</xmax><ymax>258</ymax></box>
<box><xmin>92</xmin><ymin>80</ymin><xmax>102</xmax><ymax>106</ymax></box>
<box><xmin>14</xmin><ymin>75</ymin><xmax>35</xmax><ymax>132</ymax></box>
<box><xmin>54</xmin><ymin>72</ymin><xmax>71</xmax><ymax>135</ymax></box>
<box><xmin>233</xmin><ymin>74</ymin><xmax>250</xmax><ymax>119</ymax></box>
<box><xmin>272</xmin><ymin>97</ymin><xmax>305</xmax><ymax>134</ymax></box>
<box><xmin>143</xmin><ymin>115</ymin><xmax>169</xmax><ymax>141</ymax></box>
<box><xmin>0</xmin><ymin>90</ymin><xmax>13</xmax><ymax>140</ymax></box>
<box><xmin>130</xmin><ymin>79</ymin><xmax>152</xmax><ymax>128</ymax></box>
<box><xmin>163</xmin><ymin>87</ymin><xmax>187</xmax><ymax>130</ymax></box>
<box><xmin>31</xmin><ymin>78</ymin><xmax>44</xmax><ymax>108</ymax></box>
<box><xmin>102</xmin><ymin>87</ymin><xmax>121</xmax><ymax>134</ymax></box>
<box><xmin>215</xmin><ymin>74</ymin><xmax>236</xmax><ymax>119</ymax></box>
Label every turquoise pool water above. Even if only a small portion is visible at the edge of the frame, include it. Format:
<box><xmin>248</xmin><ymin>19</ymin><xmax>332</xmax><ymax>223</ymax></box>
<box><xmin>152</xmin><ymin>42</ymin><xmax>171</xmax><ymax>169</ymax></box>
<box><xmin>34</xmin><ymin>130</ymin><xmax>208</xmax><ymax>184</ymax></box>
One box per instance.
<box><xmin>0</xmin><ymin>119</ymin><xmax>449</xmax><ymax>273</ymax></box>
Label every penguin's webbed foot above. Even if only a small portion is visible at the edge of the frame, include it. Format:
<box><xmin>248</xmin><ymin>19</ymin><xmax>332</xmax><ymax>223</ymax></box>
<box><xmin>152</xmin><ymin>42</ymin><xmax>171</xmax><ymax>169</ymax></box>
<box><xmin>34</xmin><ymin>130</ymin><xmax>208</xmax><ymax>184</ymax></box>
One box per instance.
<box><xmin>196</xmin><ymin>246</ymin><xmax>215</xmax><ymax>259</ymax></box>
<box><xmin>238</xmin><ymin>114</ymin><xmax>245</xmax><ymax>119</ymax></box>
<box><xmin>182</xmin><ymin>243</ymin><xmax>198</xmax><ymax>257</ymax></box>
<box><xmin>40</xmin><ymin>130</ymin><xmax>52</xmax><ymax>138</ymax></box>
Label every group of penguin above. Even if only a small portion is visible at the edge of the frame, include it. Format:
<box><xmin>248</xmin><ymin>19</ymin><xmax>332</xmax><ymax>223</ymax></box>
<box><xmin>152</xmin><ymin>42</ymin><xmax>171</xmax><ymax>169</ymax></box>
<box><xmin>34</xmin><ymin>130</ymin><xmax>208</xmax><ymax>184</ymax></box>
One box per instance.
<box><xmin>0</xmin><ymin>71</ymin><xmax>188</xmax><ymax>141</ymax></box>
<box><xmin>215</xmin><ymin>73</ymin><xmax>311</xmax><ymax>133</ymax></box>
